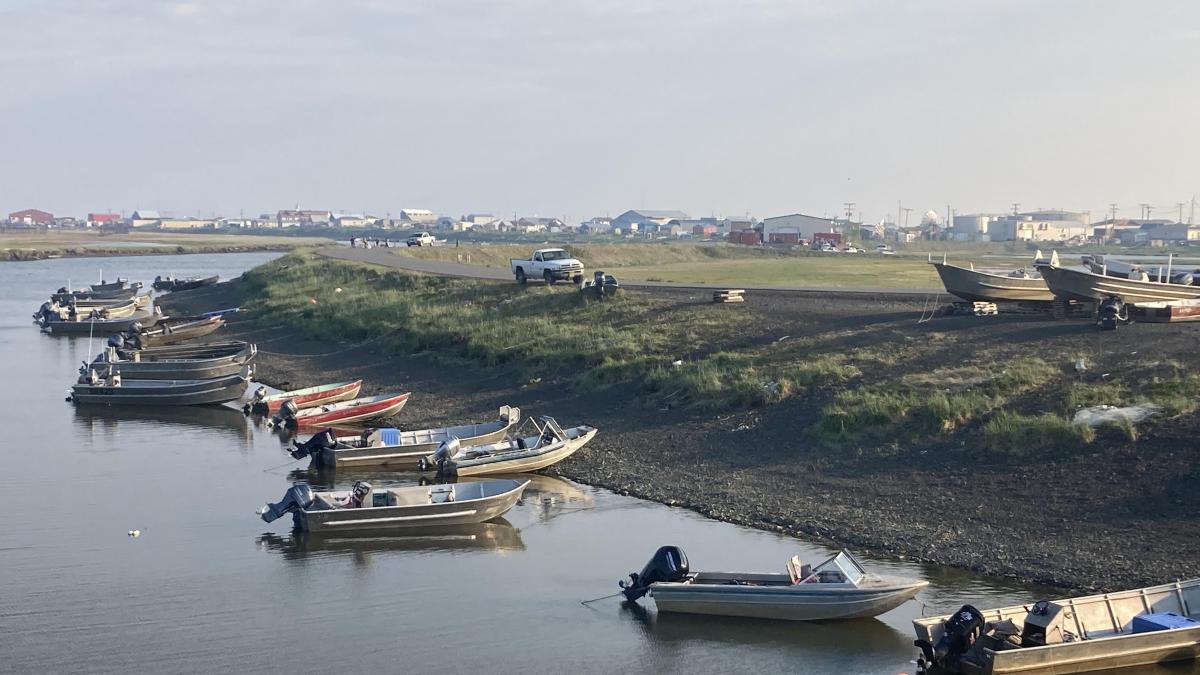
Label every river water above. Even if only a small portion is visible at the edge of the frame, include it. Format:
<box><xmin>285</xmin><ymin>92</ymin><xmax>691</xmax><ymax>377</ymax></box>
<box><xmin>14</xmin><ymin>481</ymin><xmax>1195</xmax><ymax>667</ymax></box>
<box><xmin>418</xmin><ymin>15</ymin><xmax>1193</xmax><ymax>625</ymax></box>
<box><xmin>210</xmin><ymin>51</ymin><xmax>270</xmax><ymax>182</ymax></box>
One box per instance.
<box><xmin>2</xmin><ymin>252</ymin><xmax>1192</xmax><ymax>675</ymax></box>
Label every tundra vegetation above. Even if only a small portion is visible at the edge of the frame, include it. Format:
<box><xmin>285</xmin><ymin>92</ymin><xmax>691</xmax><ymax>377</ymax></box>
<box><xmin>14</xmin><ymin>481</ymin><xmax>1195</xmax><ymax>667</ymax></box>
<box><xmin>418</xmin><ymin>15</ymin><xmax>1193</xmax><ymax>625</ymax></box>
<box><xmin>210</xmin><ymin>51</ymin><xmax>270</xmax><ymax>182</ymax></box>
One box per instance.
<box><xmin>244</xmin><ymin>253</ymin><xmax>1199</xmax><ymax>460</ymax></box>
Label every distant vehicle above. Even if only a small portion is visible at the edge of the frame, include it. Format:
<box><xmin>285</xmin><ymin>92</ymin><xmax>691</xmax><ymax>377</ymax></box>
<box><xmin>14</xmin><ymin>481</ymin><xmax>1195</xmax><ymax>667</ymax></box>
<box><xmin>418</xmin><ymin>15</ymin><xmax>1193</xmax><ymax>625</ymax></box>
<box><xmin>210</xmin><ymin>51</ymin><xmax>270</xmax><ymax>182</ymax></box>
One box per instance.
<box><xmin>510</xmin><ymin>248</ymin><xmax>585</xmax><ymax>285</ymax></box>
<box><xmin>406</xmin><ymin>232</ymin><xmax>435</xmax><ymax>247</ymax></box>
<box><xmin>817</xmin><ymin>244</ymin><xmax>840</xmax><ymax>253</ymax></box>
<box><xmin>874</xmin><ymin>245</ymin><xmax>896</xmax><ymax>255</ymax></box>
<box><xmin>843</xmin><ymin>245</ymin><xmax>864</xmax><ymax>253</ymax></box>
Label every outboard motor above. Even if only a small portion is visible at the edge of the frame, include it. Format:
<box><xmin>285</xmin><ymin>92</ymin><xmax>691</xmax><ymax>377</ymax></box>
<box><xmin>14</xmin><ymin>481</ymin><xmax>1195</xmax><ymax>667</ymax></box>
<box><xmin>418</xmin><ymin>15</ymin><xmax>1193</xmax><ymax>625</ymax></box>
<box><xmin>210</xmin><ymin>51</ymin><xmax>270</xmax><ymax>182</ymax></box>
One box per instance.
<box><xmin>915</xmin><ymin>604</ymin><xmax>985</xmax><ymax>667</ymax></box>
<box><xmin>1097</xmin><ymin>295</ymin><xmax>1126</xmax><ymax>331</ymax></box>
<box><xmin>269</xmin><ymin>398</ymin><xmax>300</xmax><ymax>430</ymax></box>
<box><xmin>290</xmin><ymin>428</ymin><xmax>337</xmax><ymax>460</ymax></box>
<box><xmin>419</xmin><ymin>438</ymin><xmax>461</xmax><ymax>473</ymax></box>
<box><xmin>107</xmin><ymin>333</ymin><xmax>126</xmax><ymax>349</ymax></box>
<box><xmin>619</xmin><ymin>546</ymin><xmax>690</xmax><ymax>602</ymax></box>
<box><xmin>258</xmin><ymin>482</ymin><xmax>314</xmax><ymax>525</ymax></box>
<box><xmin>245</xmin><ymin>386</ymin><xmax>270</xmax><ymax>415</ymax></box>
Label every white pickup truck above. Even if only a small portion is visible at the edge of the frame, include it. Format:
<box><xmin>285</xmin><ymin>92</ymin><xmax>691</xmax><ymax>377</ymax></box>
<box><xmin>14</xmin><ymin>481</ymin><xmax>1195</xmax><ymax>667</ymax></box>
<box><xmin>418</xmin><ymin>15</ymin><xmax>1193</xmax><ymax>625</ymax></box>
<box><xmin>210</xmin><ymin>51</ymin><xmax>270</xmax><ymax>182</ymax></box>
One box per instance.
<box><xmin>406</xmin><ymin>232</ymin><xmax>435</xmax><ymax>247</ymax></box>
<box><xmin>510</xmin><ymin>248</ymin><xmax>585</xmax><ymax>285</ymax></box>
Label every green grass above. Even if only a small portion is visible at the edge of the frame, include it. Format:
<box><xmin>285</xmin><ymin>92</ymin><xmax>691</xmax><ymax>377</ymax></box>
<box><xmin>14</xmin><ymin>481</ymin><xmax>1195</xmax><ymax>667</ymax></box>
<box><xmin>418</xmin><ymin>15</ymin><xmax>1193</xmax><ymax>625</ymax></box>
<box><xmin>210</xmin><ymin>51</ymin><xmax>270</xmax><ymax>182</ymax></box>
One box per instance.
<box><xmin>241</xmin><ymin>253</ymin><xmax>855</xmax><ymax>408</ymax></box>
<box><xmin>819</xmin><ymin>358</ymin><xmax>1053</xmax><ymax>438</ymax></box>
<box><xmin>983</xmin><ymin>411</ymin><xmax>1095</xmax><ymax>456</ymax></box>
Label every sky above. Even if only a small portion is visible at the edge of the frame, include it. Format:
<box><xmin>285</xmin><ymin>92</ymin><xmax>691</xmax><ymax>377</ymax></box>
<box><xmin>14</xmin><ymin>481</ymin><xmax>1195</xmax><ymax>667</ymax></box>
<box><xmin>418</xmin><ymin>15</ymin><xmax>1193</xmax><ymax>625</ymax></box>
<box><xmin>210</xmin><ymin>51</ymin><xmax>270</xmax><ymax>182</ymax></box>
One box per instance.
<box><xmin>1</xmin><ymin>0</ymin><xmax>1197</xmax><ymax>224</ymax></box>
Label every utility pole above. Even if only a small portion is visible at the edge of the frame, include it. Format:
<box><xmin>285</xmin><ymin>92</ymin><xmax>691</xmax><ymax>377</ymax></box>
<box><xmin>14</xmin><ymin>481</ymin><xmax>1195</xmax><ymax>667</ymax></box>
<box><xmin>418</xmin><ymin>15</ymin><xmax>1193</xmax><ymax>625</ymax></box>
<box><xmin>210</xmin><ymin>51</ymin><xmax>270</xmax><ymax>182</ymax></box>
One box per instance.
<box><xmin>1177</xmin><ymin>202</ymin><xmax>1187</xmax><ymax>224</ymax></box>
<box><xmin>843</xmin><ymin>202</ymin><xmax>856</xmax><ymax>222</ymax></box>
<box><xmin>1139</xmin><ymin>203</ymin><xmax>1151</xmax><ymax>220</ymax></box>
<box><xmin>1012</xmin><ymin>202</ymin><xmax>1020</xmax><ymax>216</ymax></box>
<box><xmin>1109</xmin><ymin>203</ymin><xmax>1118</xmax><ymax>223</ymax></box>
<box><xmin>902</xmin><ymin>207</ymin><xmax>912</xmax><ymax>229</ymax></box>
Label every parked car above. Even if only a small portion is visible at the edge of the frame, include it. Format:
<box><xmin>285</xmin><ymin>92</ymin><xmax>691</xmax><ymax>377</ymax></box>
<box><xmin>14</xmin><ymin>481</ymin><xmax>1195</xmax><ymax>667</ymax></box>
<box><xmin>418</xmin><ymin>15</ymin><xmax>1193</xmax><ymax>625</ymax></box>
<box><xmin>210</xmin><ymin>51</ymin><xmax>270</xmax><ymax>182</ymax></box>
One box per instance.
<box><xmin>874</xmin><ymin>244</ymin><xmax>896</xmax><ymax>255</ymax></box>
<box><xmin>510</xmin><ymin>249</ymin><xmax>585</xmax><ymax>285</ymax></box>
<box><xmin>843</xmin><ymin>245</ymin><xmax>864</xmax><ymax>253</ymax></box>
<box><xmin>406</xmin><ymin>232</ymin><xmax>435</xmax><ymax>247</ymax></box>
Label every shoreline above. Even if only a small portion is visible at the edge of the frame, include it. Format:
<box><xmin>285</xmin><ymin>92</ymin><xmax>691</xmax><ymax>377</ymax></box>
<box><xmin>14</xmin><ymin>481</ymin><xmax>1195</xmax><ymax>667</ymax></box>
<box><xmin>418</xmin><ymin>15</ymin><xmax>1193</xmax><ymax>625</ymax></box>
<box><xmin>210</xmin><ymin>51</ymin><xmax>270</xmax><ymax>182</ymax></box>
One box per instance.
<box><xmin>4</xmin><ymin>243</ymin><xmax>302</xmax><ymax>262</ymax></box>
<box><xmin>161</xmin><ymin>273</ymin><xmax>1200</xmax><ymax>594</ymax></box>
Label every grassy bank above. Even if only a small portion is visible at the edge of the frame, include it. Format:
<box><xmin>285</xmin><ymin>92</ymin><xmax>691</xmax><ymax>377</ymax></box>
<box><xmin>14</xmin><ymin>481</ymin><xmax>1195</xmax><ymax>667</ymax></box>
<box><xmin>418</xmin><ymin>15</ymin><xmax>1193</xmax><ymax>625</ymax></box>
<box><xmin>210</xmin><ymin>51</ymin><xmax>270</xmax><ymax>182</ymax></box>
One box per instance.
<box><xmin>1</xmin><ymin>231</ymin><xmax>332</xmax><ymax>261</ymax></box>
<box><xmin>242</xmin><ymin>253</ymin><xmax>1200</xmax><ymax>465</ymax></box>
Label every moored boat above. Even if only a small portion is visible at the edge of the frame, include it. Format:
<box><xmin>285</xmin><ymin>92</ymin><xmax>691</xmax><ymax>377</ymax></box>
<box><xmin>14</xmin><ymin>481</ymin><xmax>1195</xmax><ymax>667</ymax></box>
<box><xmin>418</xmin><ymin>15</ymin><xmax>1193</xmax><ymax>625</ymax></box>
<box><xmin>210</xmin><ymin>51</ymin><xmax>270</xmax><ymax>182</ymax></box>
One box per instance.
<box><xmin>289</xmin><ymin>406</ymin><xmax>521</xmax><ymax>468</ymax></box>
<box><xmin>88</xmin><ymin>342</ymin><xmax>256</xmax><ymax>380</ymax></box>
<box><xmin>930</xmin><ymin>252</ymin><xmax>1055</xmax><ymax>303</ymax></box>
<box><xmin>39</xmin><ymin>309</ymin><xmax>163</xmax><ymax>336</ymax></box>
<box><xmin>418</xmin><ymin>415</ymin><xmax>596</xmax><ymax>477</ymax></box>
<box><xmin>153</xmin><ymin>275</ymin><xmax>219</xmax><ymax>292</ymax></box>
<box><xmin>123</xmin><ymin>316</ymin><xmax>226</xmax><ymax>348</ymax></box>
<box><xmin>90</xmin><ymin>278</ymin><xmax>130</xmax><ymax>292</ymax></box>
<box><xmin>258</xmin><ymin>478</ymin><xmax>530</xmax><ymax>533</ymax></box>
<box><xmin>913</xmin><ymin>577</ymin><xmax>1200</xmax><ymax>675</ymax></box>
<box><xmin>619</xmin><ymin>547</ymin><xmax>927</xmax><ymax>621</ymax></box>
<box><xmin>271</xmin><ymin>392</ymin><xmax>412</xmax><ymax>429</ymax></box>
<box><xmin>69</xmin><ymin>369</ymin><xmax>251</xmax><ymax>405</ymax></box>
<box><xmin>247</xmin><ymin>380</ymin><xmax>363</xmax><ymax>415</ymax></box>
<box><xmin>51</xmin><ymin>285</ymin><xmax>140</xmax><ymax>302</ymax></box>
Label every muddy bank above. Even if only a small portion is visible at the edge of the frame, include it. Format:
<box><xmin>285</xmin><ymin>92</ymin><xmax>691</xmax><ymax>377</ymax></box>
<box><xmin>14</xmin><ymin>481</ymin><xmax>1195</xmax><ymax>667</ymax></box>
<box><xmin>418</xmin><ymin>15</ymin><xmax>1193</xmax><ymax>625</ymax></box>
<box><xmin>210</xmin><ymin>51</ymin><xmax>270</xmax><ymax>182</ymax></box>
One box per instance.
<box><xmin>163</xmin><ymin>280</ymin><xmax>1200</xmax><ymax>593</ymax></box>
<box><xmin>5</xmin><ymin>243</ymin><xmax>298</xmax><ymax>262</ymax></box>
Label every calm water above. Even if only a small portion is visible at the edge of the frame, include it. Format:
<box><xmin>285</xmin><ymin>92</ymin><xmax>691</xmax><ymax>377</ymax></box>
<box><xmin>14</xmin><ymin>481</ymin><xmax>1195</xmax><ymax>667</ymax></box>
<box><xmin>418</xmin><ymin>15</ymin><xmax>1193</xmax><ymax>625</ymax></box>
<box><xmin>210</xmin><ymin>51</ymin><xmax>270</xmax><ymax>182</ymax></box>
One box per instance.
<box><xmin>2</xmin><ymin>253</ymin><xmax>1191</xmax><ymax>675</ymax></box>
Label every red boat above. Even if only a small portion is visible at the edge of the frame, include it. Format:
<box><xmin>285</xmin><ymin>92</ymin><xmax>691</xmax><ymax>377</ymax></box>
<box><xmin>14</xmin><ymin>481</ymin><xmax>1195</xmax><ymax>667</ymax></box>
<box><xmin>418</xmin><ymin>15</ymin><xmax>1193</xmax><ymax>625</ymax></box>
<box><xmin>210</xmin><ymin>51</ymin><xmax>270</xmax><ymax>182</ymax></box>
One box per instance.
<box><xmin>277</xmin><ymin>392</ymin><xmax>412</xmax><ymax>429</ymax></box>
<box><xmin>246</xmin><ymin>380</ymin><xmax>363</xmax><ymax>415</ymax></box>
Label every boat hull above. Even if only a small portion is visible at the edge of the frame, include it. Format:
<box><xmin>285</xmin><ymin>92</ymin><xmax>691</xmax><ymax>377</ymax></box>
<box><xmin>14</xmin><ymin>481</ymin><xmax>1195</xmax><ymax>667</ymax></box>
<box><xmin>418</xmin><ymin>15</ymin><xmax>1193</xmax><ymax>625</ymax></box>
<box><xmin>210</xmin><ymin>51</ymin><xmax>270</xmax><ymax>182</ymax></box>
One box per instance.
<box><xmin>1130</xmin><ymin>300</ymin><xmax>1200</xmax><ymax>323</ymax></box>
<box><xmin>1039</xmin><ymin>265</ymin><xmax>1200</xmax><ymax>304</ymax></box>
<box><xmin>293</xmin><ymin>393</ymin><xmax>410</xmax><ymax>428</ymax></box>
<box><xmin>651</xmin><ymin>576</ymin><xmax>928</xmax><ymax>621</ymax></box>
<box><xmin>99</xmin><ymin>348</ymin><xmax>255</xmax><ymax>380</ymax></box>
<box><xmin>298</xmin><ymin>480</ymin><xmax>528</xmax><ymax>533</ymax></box>
<box><xmin>258</xmin><ymin>380</ymin><xmax>363</xmax><ymax>413</ymax></box>
<box><xmin>71</xmin><ymin>374</ymin><xmax>250</xmax><ymax>406</ymax></box>
<box><xmin>932</xmin><ymin>263</ymin><xmax>1055</xmax><ymax>303</ymax></box>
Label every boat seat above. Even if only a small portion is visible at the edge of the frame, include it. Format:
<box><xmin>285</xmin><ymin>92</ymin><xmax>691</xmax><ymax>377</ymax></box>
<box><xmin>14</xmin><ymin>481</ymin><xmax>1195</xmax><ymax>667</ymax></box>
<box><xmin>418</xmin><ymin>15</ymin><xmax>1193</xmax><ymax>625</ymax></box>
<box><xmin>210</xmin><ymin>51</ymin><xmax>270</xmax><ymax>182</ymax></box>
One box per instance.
<box><xmin>787</xmin><ymin>556</ymin><xmax>814</xmax><ymax>584</ymax></box>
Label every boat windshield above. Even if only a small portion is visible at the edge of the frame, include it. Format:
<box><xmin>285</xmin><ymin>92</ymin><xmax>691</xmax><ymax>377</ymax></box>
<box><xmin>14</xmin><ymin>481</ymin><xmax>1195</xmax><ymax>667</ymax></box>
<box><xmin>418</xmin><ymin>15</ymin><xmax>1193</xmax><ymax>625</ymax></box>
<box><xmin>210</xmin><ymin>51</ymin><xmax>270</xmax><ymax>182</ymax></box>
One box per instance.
<box><xmin>812</xmin><ymin>550</ymin><xmax>866</xmax><ymax>586</ymax></box>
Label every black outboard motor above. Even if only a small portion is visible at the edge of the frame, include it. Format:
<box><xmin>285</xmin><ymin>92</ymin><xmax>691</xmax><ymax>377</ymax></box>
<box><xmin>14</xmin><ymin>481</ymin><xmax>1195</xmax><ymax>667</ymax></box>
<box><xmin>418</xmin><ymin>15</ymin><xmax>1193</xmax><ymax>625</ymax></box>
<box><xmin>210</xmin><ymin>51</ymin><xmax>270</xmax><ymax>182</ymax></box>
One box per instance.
<box><xmin>269</xmin><ymin>398</ymin><xmax>300</xmax><ymax>430</ymax></box>
<box><xmin>619</xmin><ymin>546</ymin><xmax>690</xmax><ymax>602</ymax></box>
<box><xmin>245</xmin><ymin>386</ymin><xmax>271</xmax><ymax>415</ymax></box>
<box><xmin>915</xmin><ymin>604</ymin><xmax>985</xmax><ymax>667</ymax></box>
<box><xmin>259</xmin><ymin>482</ymin><xmax>315</xmax><ymax>526</ymax></box>
<box><xmin>290</xmin><ymin>428</ymin><xmax>337</xmax><ymax>460</ymax></box>
<box><xmin>107</xmin><ymin>333</ymin><xmax>126</xmax><ymax>349</ymax></box>
<box><xmin>1097</xmin><ymin>295</ymin><xmax>1126</xmax><ymax>331</ymax></box>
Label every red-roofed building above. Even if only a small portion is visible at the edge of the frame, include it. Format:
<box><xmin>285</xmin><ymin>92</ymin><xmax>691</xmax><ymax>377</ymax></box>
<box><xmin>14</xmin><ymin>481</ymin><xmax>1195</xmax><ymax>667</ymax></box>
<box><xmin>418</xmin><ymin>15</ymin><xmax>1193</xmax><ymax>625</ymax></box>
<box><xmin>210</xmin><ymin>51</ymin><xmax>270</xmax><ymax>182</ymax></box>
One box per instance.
<box><xmin>8</xmin><ymin>209</ymin><xmax>54</xmax><ymax>226</ymax></box>
<box><xmin>87</xmin><ymin>213</ymin><xmax>121</xmax><ymax>227</ymax></box>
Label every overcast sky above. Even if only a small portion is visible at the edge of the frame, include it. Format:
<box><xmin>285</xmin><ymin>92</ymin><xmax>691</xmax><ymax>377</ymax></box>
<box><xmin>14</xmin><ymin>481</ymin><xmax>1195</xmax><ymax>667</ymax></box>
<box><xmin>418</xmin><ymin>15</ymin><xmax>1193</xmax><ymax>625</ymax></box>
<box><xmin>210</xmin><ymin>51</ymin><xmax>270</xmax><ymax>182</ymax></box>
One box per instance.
<box><xmin>2</xmin><ymin>0</ymin><xmax>1197</xmax><ymax>223</ymax></box>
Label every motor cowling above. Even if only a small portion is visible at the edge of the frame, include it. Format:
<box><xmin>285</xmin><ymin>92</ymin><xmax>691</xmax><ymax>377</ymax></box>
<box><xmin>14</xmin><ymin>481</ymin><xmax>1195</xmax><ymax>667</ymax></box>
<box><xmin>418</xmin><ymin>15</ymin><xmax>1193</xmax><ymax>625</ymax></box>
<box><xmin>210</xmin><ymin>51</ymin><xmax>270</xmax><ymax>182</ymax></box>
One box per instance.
<box><xmin>915</xmin><ymin>604</ymin><xmax>985</xmax><ymax>666</ymax></box>
<box><xmin>259</xmin><ymin>483</ymin><xmax>314</xmax><ymax>524</ymax></box>
<box><xmin>290</xmin><ymin>428</ymin><xmax>337</xmax><ymax>460</ymax></box>
<box><xmin>619</xmin><ymin>546</ymin><xmax>689</xmax><ymax>602</ymax></box>
<box><xmin>1098</xmin><ymin>295</ymin><xmax>1126</xmax><ymax>331</ymax></box>
<box><xmin>269</xmin><ymin>399</ymin><xmax>300</xmax><ymax>429</ymax></box>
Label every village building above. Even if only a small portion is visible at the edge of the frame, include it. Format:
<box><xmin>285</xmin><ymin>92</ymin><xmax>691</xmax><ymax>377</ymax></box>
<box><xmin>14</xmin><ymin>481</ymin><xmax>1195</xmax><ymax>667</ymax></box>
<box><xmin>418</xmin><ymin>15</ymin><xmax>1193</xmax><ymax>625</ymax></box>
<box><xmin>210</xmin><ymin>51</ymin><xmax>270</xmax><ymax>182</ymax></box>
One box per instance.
<box><xmin>610</xmin><ymin>209</ymin><xmax>689</xmax><ymax>232</ymax></box>
<box><xmin>130</xmin><ymin>210</ymin><xmax>162</xmax><ymax>228</ymax></box>
<box><xmin>761</xmin><ymin>213</ymin><xmax>835</xmax><ymax>244</ymax></box>
<box><xmin>87</xmin><ymin>213</ymin><xmax>122</xmax><ymax>227</ymax></box>
<box><xmin>8</xmin><ymin>208</ymin><xmax>54</xmax><ymax>226</ymax></box>
<box><xmin>399</xmin><ymin>209</ymin><xmax>438</xmax><ymax>225</ymax></box>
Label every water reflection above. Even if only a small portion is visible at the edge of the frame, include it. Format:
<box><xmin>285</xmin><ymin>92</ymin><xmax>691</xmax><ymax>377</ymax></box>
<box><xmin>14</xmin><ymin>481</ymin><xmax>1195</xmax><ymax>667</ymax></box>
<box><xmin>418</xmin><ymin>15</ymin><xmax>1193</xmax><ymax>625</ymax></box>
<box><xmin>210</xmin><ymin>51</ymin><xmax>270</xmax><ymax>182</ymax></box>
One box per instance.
<box><xmin>72</xmin><ymin>403</ymin><xmax>251</xmax><ymax>442</ymax></box>
<box><xmin>257</xmin><ymin>518</ymin><xmax>525</xmax><ymax>563</ymax></box>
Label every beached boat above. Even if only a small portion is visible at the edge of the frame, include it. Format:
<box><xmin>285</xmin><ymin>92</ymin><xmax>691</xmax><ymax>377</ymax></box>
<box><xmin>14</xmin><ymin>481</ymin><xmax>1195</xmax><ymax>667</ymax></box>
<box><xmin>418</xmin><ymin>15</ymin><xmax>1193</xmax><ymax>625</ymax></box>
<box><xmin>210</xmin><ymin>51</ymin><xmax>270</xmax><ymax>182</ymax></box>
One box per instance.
<box><xmin>110</xmin><ymin>339</ymin><xmax>250</xmax><ymax>360</ymax></box>
<box><xmin>256</xmin><ymin>519</ymin><xmax>526</xmax><ymax>558</ymax></box>
<box><xmin>289</xmin><ymin>406</ymin><xmax>521</xmax><ymax>468</ymax></box>
<box><xmin>247</xmin><ymin>380</ymin><xmax>363</xmax><ymax>415</ymax></box>
<box><xmin>912</xmin><ymin>578</ymin><xmax>1200</xmax><ymax>675</ymax></box>
<box><xmin>153</xmin><ymin>275</ymin><xmax>219</xmax><ymax>292</ymax></box>
<box><xmin>930</xmin><ymin>253</ymin><xmax>1055</xmax><ymax>303</ymax></box>
<box><xmin>123</xmin><ymin>316</ymin><xmax>226</xmax><ymax>348</ymax></box>
<box><xmin>271</xmin><ymin>392</ymin><xmax>411</xmax><ymax>429</ymax></box>
<box><xmin>36</xmin><ymin>296</ymin><xmax>141</xmax><ymax>321</ymax></box>
<box><xmin>419</xmin><ymin>416</ymin><xmax>596</xmax><ymax>477</ymax></box>
<box><xmin>258</xmin><ymin>478</ymin><xmax>530</xmax><ymax>533</ymax></box>
<box><xmin>39</xmin><ymin>309</ymin><xmax>162</xmax><ymax>336</ymax></box>
<box><xmin>89</xmin><ymin>342</ymin><xmax>256</xmax><ymax>380</ymax></box>
<box><xmin>620</xmin><ymin>547</ymin><xmax>927</xmax><ymax>621</ymax></box>
<box><xmin>1038</xmin><ymin>262</ymin><xmax>1200</xmax><ymax>304</ymax></box>
<box><xmin>1130</xmin><ymin>299</ymin><xmax>1200</xmax><ymax>323</ymax></box>
<box><xmin>69</xmin><ymin>369</ymin><xmax>251</xmax><ymax>405</ymax></box>
<box><xmin>51</xmin><ymin>285</ymin><xmax>140</xmax><ymax>302</ymax></box>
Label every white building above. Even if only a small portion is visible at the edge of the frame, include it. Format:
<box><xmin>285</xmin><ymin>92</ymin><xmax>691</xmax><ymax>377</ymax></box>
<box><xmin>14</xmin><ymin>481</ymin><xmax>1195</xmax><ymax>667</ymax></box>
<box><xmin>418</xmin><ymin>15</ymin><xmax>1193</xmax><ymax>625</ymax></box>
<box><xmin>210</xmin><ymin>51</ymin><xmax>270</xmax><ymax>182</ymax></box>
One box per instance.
<box><xmin>610</xmin><ymin>209</ymin><xmax>689</xmax><ymax>231</ymax></box>
<box><xmin>761</xmin><ymin>213</ymin><xmax>835</xmax><ymax>242</ymax></box>
<box><xmin>400</xmin><ymin>209</ymin><xmax>438</xmax><ymax>224</ymax></box>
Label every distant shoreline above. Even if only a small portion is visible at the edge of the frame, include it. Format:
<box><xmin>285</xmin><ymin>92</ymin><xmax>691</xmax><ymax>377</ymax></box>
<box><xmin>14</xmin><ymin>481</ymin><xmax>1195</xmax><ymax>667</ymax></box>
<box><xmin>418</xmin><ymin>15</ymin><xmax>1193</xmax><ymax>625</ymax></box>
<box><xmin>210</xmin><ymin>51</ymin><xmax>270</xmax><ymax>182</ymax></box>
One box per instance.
<box><xmin>0</xmin><ymin>231</ymin><xmax>333</xmax><ymax>262</ymax></box>
<box><xmin>4</xmin><ymin>243</ymin><xmax>300</xmax><ymax>262</ymax></box>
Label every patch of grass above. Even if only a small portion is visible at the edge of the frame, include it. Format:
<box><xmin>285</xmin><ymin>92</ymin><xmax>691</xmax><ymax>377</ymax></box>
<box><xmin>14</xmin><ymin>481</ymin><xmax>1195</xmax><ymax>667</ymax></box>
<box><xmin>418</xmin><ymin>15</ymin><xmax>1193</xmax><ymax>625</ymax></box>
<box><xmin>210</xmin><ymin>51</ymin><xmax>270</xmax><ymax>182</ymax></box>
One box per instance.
<box><xmin>646</xmin><ymin>351</ymin><xmax>860</xmax><ymax>409</ymax></box>
<box><xmin>1139</xmin><ymin>374</ymin><xmax>1200</xmax><ymax>416</ymax></box>
<box><xmin>819</xmin><ymin>358</ymin><xmax>1054</xmax><ymax>438</ymax></box>
<box><xmin>983</xmin><ymin>411</ymin><xmax>1095</xmax><ymax>457</ymax></box>
<box><xmin>1064</xmin><ymin>381</ymin><xmax>1128</xmax><ymax>411</ymax></box>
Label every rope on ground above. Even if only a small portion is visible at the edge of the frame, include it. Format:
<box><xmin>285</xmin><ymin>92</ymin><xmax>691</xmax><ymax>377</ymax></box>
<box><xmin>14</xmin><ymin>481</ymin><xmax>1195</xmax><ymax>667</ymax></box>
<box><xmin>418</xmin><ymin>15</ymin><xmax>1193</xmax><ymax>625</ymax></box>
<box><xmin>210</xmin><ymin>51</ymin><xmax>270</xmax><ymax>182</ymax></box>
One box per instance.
<box><xmin>254</xmin><ymin>329</ymin><xmax>403</xmax><ymax>358</ymax></box>
<box><xmin>916</xmin><ymin>292</ymin><xmax>941</xmax><ymax>324</ymax></box>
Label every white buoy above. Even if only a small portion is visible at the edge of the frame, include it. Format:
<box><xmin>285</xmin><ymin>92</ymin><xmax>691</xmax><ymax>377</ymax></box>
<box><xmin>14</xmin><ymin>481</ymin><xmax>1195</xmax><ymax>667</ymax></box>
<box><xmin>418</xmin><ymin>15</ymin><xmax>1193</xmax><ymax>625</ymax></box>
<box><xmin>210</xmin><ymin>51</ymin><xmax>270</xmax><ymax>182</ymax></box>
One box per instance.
<box><xmin>127</xmin><ymin>529</ymin><xmax>141</xmax><ymax>537</ymax></box>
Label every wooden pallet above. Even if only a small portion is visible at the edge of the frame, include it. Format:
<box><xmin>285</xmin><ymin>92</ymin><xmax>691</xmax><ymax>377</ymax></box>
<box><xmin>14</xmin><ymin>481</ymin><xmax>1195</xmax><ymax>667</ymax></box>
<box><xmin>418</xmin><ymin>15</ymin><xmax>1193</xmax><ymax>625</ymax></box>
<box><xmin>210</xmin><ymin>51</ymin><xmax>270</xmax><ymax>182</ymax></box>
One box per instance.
<box><xmin>714</xmin><ymin>289</ymin><xmax>745</xmax><ymax>304</ymax></box>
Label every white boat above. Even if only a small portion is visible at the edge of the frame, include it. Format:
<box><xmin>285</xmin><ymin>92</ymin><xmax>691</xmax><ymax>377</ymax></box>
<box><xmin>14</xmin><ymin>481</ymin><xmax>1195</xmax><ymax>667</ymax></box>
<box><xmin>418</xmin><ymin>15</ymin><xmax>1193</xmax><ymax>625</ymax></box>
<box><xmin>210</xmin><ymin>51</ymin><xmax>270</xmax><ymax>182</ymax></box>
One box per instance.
<box><xmin>259</xmin><ymin>478</ymin><xmax>529</xmax><ymax>533</ymax></box>
<box><xmin>419</xmin><ymin>416</ymin><xmax>597</xmax><ymax>477</ymax></box>
<box><xmin>913</xmin><ymin>577</ymin><xmax>1200</xmax><ymax>674</ymax></box>
<box><xmin>619</xmin><ymin>547</ymin><xmax>927</xmax><ymax>621</ymax></box>
<box><xmin>288</xmin><ymin>406</ymin><xmax>521</xmax><ymax>468</ymax></box>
